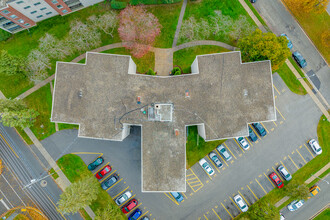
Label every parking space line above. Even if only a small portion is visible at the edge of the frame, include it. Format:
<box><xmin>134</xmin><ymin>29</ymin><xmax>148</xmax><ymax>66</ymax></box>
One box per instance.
<box><xmin>182</xmin><ymin>192</ymin><xmax>187</xmax><ymax>199</ymax></box>
<box><xmin>100</xmin><ymin>170</ymin><xmax>117</xmax><ymax>183</ymax></box>
<box><xmin>273</xmin><ymin>85</ymin><xmax>281</xmax><ymax>95</ymax></box>
<box><xmin>137</xmin><ymin>211</ymin><xmax>149</xmax><ymax>220</ymax></box>
<box><xmin>304</xmin><ymin>144</ymin><xmax>315</xmax><ymax>158</ymax></box>
<box><xmin>204</xmin><ymin>214</ymin><xmax>208</xmax><ymax>220</ymax></box>
<box><xmin>246</xmin><ymin>137</ymin><xmax>253</xmax><ymax>147</ymax></box>
<box><xmin>280</xmin><ymin>161</ymin><xmax>290</xmax><ymax>174</ymax></box>
<box><xmin>272</xmin><ymin>167</ymin><xmax>284</xmax><ymax>182</ymax></box>
<box><xmin>296</xmin><ymin>149</ymin><xmax>307</xmax><ymax>164</ymax></box>
<box><xmin>246</xmin><ymin>185</ymin><xmax>258</xmax><ymax>200</ymax></box>
<box><xmin>72</xmin><ymin>152</ymin><xmax>103</xmax><ymax>156</ymax></box>
<box><xmin>126</xmin><ymin>202</ymin><xmax>142</xmax><ymax>215</ymax></box>
<box><xmin>223</xmin><ymin>143</ymin><xmax>237</xmax><ymax>160</ymax></box>
<box><xmin>273</xmin><ymin>121</ymin><xmax>277</xmax><ymax>127</ymax></box>
<box><xmin>233</xmin><ymin>139</ymin><xmax>245</xmax><ymax>153</ymax></box>
<box><xmin>249</xmin><ymin>124</ymin><xmax>261</xmax><ymax>140</ymax></box>
<box><xmin>260</xmin><ymin>122</ymin><xmax>269</xmax><ymax>133</ymax></box>
<box><xmin>186</xmin><ymin>177</ymin><xmax>198</xmax><ymax>181</ymax></box>
<box><xmin>113</xmin><ymin>186</ymin><xmax>129</xmax><ymax>199</ymax></box>
<box><xmin>164</xmin><ymin>193</ymin><xmax>179</xmax><ymax>205</ymax></box>
<box><xmin>187</xmin><ymin>168</ymin><xmax>204</xmax><ymax>192</ymax></box>
<box><xmin>189</xmin><ymin>180</ymin><xmax>201</xmax><ymax>184</ymax></box>
<box><xmin>186</xmin><ymin>174</ymin><xmax>194</xmax><ymax>177</ymax></box>
<box><xmin>264</xmin><ymin>173</ymin><xmax>275</xmax><ymax>188</ymax></box>
<box><xmin>212</xmin><ymin>208</ymin><xmax>222</xmax><ymax>220</ymax></box>
<box><xmin>221</xmin><ymin>202</ymin><xmax>233</xmax><ymax>219</ymax></box>
<box><xmin>275</xmin><ymin>106</ymin><xmax>286</xmax><ymax>120</ymax></box>
<box><xmin>169</xmin><ymin>193</ymin><xmax>180</xmax><ymax>206</ymax></box>
<box><xmin>47</xmin><ymin>195</ymin><xmax>67</xmax><ymax>220</ymax></box>
<box><xmin>206</xmin><ymin>156</ymin><xmax>220</xmax><ymax>173</ymax></box>
<box><xmin>288</xmin><ymin>155</ymin><xmax>299</xmax><ymax>170</ymax></box>
<box><xmin>255</xmin><ymin>178</ymin><xmax>267</xmax><ymax>194</ymax></box>
<box><xmin>238</xmin><ymin>190</ymin><xmax>250</xmax><ymax>206</ymax></box>
<box><xmin>190</xmin><ymin>183</ymin><xmax>203</xmax><ymax>188</ymax></box>
<box><xmin>93</xmin><ymin>162</ymin><xmax>110</xmax><ymax>175</ymax></box>
<box><xmin>106</xmin><ymin>178</ymin><xmax>123</xmax><ymax>191</ymax></box>
<box><xmin>229</xmin><ymin>196</ymin><xmax>241</xmax><ymax>212</ymax></box>
<box><xmin>215</xmin><ymin>148</ymin><xmax>229</xmax><ymax>166</ymax></box>
<box><xmin>120</xmin><ymin>194</ymin><xmax>136</xmax><ymax>208</ymax></box>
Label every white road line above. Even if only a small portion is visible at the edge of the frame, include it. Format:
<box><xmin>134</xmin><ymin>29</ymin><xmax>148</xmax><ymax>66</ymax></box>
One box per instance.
<box><xmin>0</xmin><ymin>198</ymin><xmax>10</xmax><ymax>210</ymax></box>
<box><xmin>0</xmin><ymin>189</ymin><xmax>14</xmax><ymax>208</ymax></box>
<box><xmin>1</xmin><ymin>175</ymin><xmax>27</xmax><ymax>206</ymax></box>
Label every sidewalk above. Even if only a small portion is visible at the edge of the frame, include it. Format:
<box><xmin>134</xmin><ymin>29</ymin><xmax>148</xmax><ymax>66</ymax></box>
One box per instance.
<box><xmin>238</xmin><ymin>0</ymin><xmax>266</xmax><ymax>32</ymax></box>
<box><xmin>172</xmin><ymin>0</ymin><xmax>187</xmax><ymax>47</ymax></box>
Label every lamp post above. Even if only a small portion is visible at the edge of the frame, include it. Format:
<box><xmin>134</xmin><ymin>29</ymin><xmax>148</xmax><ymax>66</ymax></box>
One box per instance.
<box><xmin>297</xmin><ymin>73</ymin><xmax>316</xmax><ymax>80</ymax></box>
<box><xmin>310</xmin><ymin>174</ymin><xmax>329</xmax><ymax>185</ymax></box>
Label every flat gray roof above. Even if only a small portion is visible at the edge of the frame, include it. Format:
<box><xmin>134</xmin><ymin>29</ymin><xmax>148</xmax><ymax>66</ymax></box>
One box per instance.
<box><xmin>51</xmin><ymin>51</ymin><xmax>275</xmax><ymax>192</ymax></box>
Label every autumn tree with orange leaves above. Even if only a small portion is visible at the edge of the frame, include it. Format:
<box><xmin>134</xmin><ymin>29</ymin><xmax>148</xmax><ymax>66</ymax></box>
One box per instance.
<box><xmin>118</xmin><ymin>6</ymin><xmax>161</xmax><ymax>58</ymax></box>
<box><xmin>288</xmin><ymin>0</ymin><xmax>329</xmax><ymax>14</ymax></box>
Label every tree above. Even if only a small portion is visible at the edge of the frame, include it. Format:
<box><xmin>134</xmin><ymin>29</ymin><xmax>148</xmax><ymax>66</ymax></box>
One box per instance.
<box><xmin>118</xmin><ymin>6</ymin><xmax>161</xmax><ymax>58</ymax></box>
<box><xmin>0</xmin><ymin>50</ymin><xmax>26</xmax><ymax>76</ymax></box>
<box><xmin>229</xmin><ymin>15</ymin><xmax>255</xmax><ymax>42</ymax></box>
<box><xmin>39</xmin><ymin>33</ymin><xmax>71</xmax><ymax>60</ymax></box>
<box><xmin>0</xmin><ymin>99</ymin><xmax>39</xmax><ymax>129</ymax></box>
<box><xmin>249</xmin><ymin>199</ymin><xmax>279</xmax><ymax>220</ymax></box>
<box><xmin>58</xmin><ymin>176</ymin><xmax>100</xmax><ymax>214</ymax></box>
<box><xmin>95</xmin><ymin>203</ymin><xmax>124</xmax><ymax>220</ymax></box>
<box><xmin>321</xmin><ymin>30</ymin><xmax>330</xmax><ymax>48</ymax></box>
<box><xmin>88</xmin><ymin>12</ymin><xmax>118</xmax><ymax>37</ymax></box>
<box><xmin>238</xmin><ymin>29</ymin><xmax>291</xmax><ymax>70</ymax></box>
<box><xmin>27</xmin><ymin>49</ymin><xmax>51</xmax><ymax>82</ymax></box>
<box><xmin>284</xmin><ymin>180</ymin><xmax>310</xmax><ymax>200</ymax></box>
<box><xmin>299</xmin><ymin>0</ymin><xmax>329</xmax><ymax>14</ymax></box>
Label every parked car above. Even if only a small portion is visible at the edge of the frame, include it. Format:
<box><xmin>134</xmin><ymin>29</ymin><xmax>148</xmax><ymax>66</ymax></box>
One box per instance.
<box><xmin>250</xmin><ymin>0</ymin><xmax>256</xmax><ymax>3</ymax></box>
<box><xmin>280</xmin><ymin>213</ymin><xmax>285</xmax><ymax>220</ymax></box>
<box><xmin>170</xmin><ymin>192</ymin><xmax>184</xmax><ymax>202</ymax></box>
<box><xmin>277</xmin><ymin>165</ymin><xmax>292</xmax><ymax>181</ymax></box>
<box><xmin>248</xmin><ymin>127</ymin><xmax>258</xmax><ymax>142</ymax></box>
<box><xmin>234</xmin><ymin>194</ymin><xmax>248</xmax><ymax>212</ymax></box>
<box><xmin>292</xmin><ymin>51</ymin><xmax>307</xmax><ymax>68</ymax></box>
<box><xmin>115</xmin><ymin>191</ymin><xmax>132</xmax><ymax>205</ymax></box>
<box><xmin>287</xmin><ymin>200</ymin><xmax>304</xmax><ymax>211</ymax></box>
<box><xmin>209</xmin><ymin>152</ymin><xmax>223</xmax><ymax>168</ymax></box>
<box><xmin>269</xmin><ymin>172</ymin><xmax>284</xmax><ymax>188</ymax></box>
<box><xmin>309</xmin><ymin>185</ymin><xmax>320</xmax><ymax>198</ymax></box>
<box><xmin>252</xmin><ymin>123</ymin><xmax>267</xmax><ymax>136</ymax></box>
<box><xmin>122</xmin><ymin>199</ymin><xmax>138</xmax><ymax>214</ymax></box>
<box><xmin>281</xmin><ymin>33</ymin><xmax>293</xmax><ymax>49</ymax></box>
<box><xmin>141</xmin><ymin>217</ymin><xmax>149</xmax><ymax>220</ymax></box>
<box><xmin>95</xmin><ymin>165</ymin><xmax>111</xmax><ymax>179</ymax></box>
<box><xmin>199</xmin><ymin>158</ymin><xmax>215</xmax><ymax>175</ymax></box>
<box><xmin>235</xmin><ymin>137</ymin><xmax>250</xmax><ymax>150</ymax></box>
<box><xmin>87</xmin><ymin>157</ymin><xmax>104</xmax><ymax>171</ymax></box>
<box><xmin>308</xmin><ymin>139</ymin><xmax>322</xmax><ymax>155</ymax></box>
<box><xmin>216</xmin><ymin>145</ymin><xmax>232</xmax><ymax>161</ymax></box>
<box><xmin>128</xmin><ymin>208</ymin><xmax>142</xmax><ymax>220</ymax></box>
<box><xmin>101</xmin><ymin>173</ymin><xmax>119</xmax><ymax>190</ymax></box>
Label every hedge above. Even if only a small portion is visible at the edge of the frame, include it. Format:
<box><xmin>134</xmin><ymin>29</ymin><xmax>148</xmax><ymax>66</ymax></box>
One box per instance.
<box><xmin>111</xmin><ymin>0</ymin><xmax>127</xmax><ymax>9</ymax></box>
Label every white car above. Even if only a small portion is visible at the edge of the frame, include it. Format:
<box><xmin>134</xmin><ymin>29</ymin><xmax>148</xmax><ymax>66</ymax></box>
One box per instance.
<box><xmin>235</xmin><ymin>137</ymin><xmax>250</xmax><ymax>150</ymax></box>
<box><xmin>115</xmin><ymin>191</ymin><xmax>132</xmax><ymax>205</ymax></box>
<box><xmin>199</xmin><ymin>158</ymin><xmax>215</xmax><ymax>176</ymax></box>
<box><xmin>308</xmin><ymin>139</ymin><xmax>322</xmax><ymax>155</ymax></box>
<box><xmin>234</xmin><ymin>194</ymin><xmax>248</xmax><ymax>212</ymax></box>
<box><xmin>287</xmin><ymin>200</ymin><xmax>304</xmax><ymax>211</ymax></box>
<box><xmin>216</xmin><ymin>145</ymin><xmax>232</xmax><ymax>161</ymax></box>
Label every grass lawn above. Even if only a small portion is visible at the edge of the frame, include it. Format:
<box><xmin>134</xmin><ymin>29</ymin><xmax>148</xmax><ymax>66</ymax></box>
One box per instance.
<box><xmin>180</xmin><ymin>0</ymin><xmax>258</xmax><ymax>46</ymax></box>
<box><xmin>23</xmin><ymin>83</ymin><xmax>56</xmax><ymax>141</ymax></box>
<box><xmin>173</xmin><ymin>45</ymin><xmax>230</xmax><ymax>73</ymax></box>
<box><xmin>0</xmin><ymin>73</ymin><xmax>33</xmax><ymax>99</ymax></box>
<box><xmin>58</xmin><ymin>123</ymin><xmax>79</xmax><ymax>130</ymax></box>
<box><xmin>282</xmin><ymin>0</ymin><xmax>330</xmax><ymax>63</ymax></box>
<box><xmin>275</xmin><ymin>62</ymin><xmax>306</xmax><ymax>95</ymax></box>
<box><xmin>57</xmin><ymin>154</ymin><xmax>125</xmax><ymax>218</ymax></box>
<box><xmin>238</xmin><ymin>113</ymin><xmax>330</xmax><ymax>219</ymax></box>
<box><xmin>243</xmin><ymin>0</ymin><xmax>271</xmax><ymax>32</ymax></box>
<box><xmin>186</xmin><ymin>126</ymin><xmax>226</xmax><ymax>168</ymax></box>
<box><xmin>314</xmin><ymin>208</ymin><xmax>330</xmax><ymax>220</ymax></box>
<box><xmin>49</xmin><ymin>168</ymin><xmax>59</xmax><ymax>180</ymax></box>
<box><xmin>102</xmin><ymin>48</ymin><xmax>155</xmax><ymax>73</ymax></box>
<box><xmin>146</xmin><ymin>2</ymin><xmax>182</xmax><ymax>48</ymax></box>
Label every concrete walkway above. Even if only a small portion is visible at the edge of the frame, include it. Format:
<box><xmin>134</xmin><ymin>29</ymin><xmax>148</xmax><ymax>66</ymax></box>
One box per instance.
<box><xmin>173</xmin><ymin>40</ymin><xmax>236</xmax><ymax>52</ymax></box>
<box><xmin>16</xmin><ymin>75</ymin><xmax>55</xmax><ymax>100</ymax></box>
<box><xmin>238</xmin><ymin>0</ymin><xmax>267</xmax><ymax>32</ymax></box>
<box><xmin>172</xmin><ymin>0</ymin><xmax>188</xmax><ymax>47</ymax></box>
<box><xmin>305</xmin><ymin>162</ymin><xmax>330</xmax><ymax>184</ymax></box>
<box><xmin>49</xmin><ymin>82</ymin><xmax>59</xmax><ymax>132</ymax></box>
<box><xmin>153</xmin><ymin>48</ymin><xmax>173</xmax><ymax>76</ymax></box>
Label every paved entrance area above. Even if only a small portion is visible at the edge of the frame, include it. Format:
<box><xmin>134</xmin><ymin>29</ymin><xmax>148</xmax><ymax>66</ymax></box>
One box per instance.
<box><xmin>153</xmin><ymin>48</ymin><xmax>173</xmax><ymax>76</ymax></box>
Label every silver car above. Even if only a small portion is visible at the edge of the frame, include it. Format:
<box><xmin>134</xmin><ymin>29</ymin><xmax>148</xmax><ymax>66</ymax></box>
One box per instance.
<box><xmin>115</xmin><ymin>191</ymin><xmax>132</xmax><ymax>205</ymax></box>
<box><xmin>216</xmin><ymin>145</ymin><xmax>232</xmax><ymax>161</ymax></box>
<box><xmin>209</xmin><ymin>152</ymin><xmax>223</xmax><ymax>168</ymax></box>
<box><xmin>277</xmin><ymin>165</ymin><xmax>292</xmax><ymax>181</ymax></box>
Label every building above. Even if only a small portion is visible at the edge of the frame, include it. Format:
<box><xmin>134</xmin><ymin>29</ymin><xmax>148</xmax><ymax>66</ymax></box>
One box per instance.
<box><xmin>51</xmin><ymin>51</ymin><xmax>276</xmax><ymax>192</ymax></box>
<box><xmin>0</xmin><ymin>0</ymin><xmax>103</xmax><ymax>33</ymax></box>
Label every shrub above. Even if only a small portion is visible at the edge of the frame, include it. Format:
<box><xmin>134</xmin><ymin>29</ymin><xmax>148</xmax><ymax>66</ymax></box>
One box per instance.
<box><xmin>171</xmin><ymin>67</ymin><xmax>181</xmax><ymax>75</ymax></box>
<box><xmin>111</xmin><ymin>0</ymin><xmax>127</xmax><ymax>9</ymax></box>
<box><xmin>146</xmin><ymin>68</ymin><xmax>156</xmax><ymax>75</ymax></box>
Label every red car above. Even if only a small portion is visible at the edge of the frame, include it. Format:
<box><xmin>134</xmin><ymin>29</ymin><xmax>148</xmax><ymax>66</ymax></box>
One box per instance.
<box><xmin>95</xmin><ymin>165</ymin><xmax>111</xmax><ymax>179</ymax></box>
<box><xmin>121</xmin><ymin>199</ymin><xmax>138</xmax><ymax>214</ymax></box>
<box><xmin>269</xmin><ymin>172</ymin><xmax>284</xmax><ymax>188</ymax></box>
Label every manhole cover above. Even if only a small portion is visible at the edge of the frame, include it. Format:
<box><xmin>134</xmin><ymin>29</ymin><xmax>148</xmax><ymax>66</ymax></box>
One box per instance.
<box><xmin>40</xmin><ymin>180</ymin><xmax>47</xmax><ymax>187</ymax></box>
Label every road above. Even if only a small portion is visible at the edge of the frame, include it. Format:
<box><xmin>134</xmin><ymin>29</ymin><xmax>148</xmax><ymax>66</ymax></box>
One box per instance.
<box><xmin>280</xmin><ymin>174</ymin><xmax>330</xmax><ymax>220</ymax></box>
<box><xmin>252</xmin><ymin>0</ymin><xmax>330</xmax><ymax>104</ymax></box>
<box><xmin>38</xmin><ymin>73</ymin><xmax>324</xmax><ymax>219</ymax></box>
<box><xmin>0</xmin><ymin>124</ymin><xmax>82</xmax><ymax>220</ymax></box>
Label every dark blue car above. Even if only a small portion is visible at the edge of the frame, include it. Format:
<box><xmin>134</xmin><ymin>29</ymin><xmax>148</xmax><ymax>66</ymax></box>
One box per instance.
<box><xmin>129</xmin><ymin>209</ymin><xmax>142</xmax><ymax>220</ymax></box>
<box><xmin>87</xmin><ymin>157</ymin><xmax>104</xmax><ymax>171</ymax></box>
<box><xmin>248</xmin><ymin>127</ymin><xmax>258</xmax><ymax>142</ymax></box>
<box><xmin>292</xmin><ymin>51</ymin><xmax>307</xmax><ymax>68</ymax></box>
<box><xmin>252</xmin><ymin>123</ymin><xmax>267</xmax><ymax>137</ymax></box>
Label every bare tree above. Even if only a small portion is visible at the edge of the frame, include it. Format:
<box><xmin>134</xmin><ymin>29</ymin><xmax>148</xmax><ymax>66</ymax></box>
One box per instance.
<box><xmin>88</xmin><ymin>11</ymin><xmax>118</xmax><ymax>37</ymax></box>
<box><xmin>210</xmin><ymin>10</ymin><xmax>233</xmax><ymax>37</ymax></box>
<box><xmin>229</xmin><ymin>15</ymin><xmax>255</xmax><ymax>41</ymax></box>
<box><xmin>27</xmin><ymin>49</ymin><xmax>50</xmax><ymax>82</ymax></box>
<box><xmin>39</xmin><ymin>33</ymin><xmax>72</xmax><ymax>59</ymax></box>
<box><xmin>179</xmin><ymin>17</ymin><xmax>199</xmax><ymax>41</ymax></box>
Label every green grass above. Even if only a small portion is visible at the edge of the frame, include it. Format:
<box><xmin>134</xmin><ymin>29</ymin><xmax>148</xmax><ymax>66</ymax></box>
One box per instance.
<box><xmin>49</xmin><ymin>168</ymin><xmax>59</xmax><ymax>180</ymax></box>
<box><xmin>181</xmin><ymin>0</ymin><xmax>258</xmax><ymax>46</ymax></box>
<box><xmin>282</xmin><ymin>0</ymin><xmax>330</xmax><ymax>63</ymax></box>
<box><xmin>58</xmin><ymin>123</ymin><xmax>79</xmax><ymax>130</ymax></box>
<box><xmin>314</xmin><ymin>208</ymin><xmax>330</xmax><ymax>220</ymax></box>
<box><xmin>308</xmin><ymin>167</ymin><xmax>330</xmax><ymax>187</ymax></box>
<box><xmin>102</xmin><ymin>48</ymin><xmax>155</xmax><ymax>73</ymax></box>
<box><xmin>15</xmin><ymin>127</ymin><xmax>33</xmax><ymax>145</ymax></box>
<box><xmin>57</xmin><ymin>154</ymin><xmax>125</xmax><ymax>218</ymax></box>
<box><xmin>243</xmin><ymin>0</ymin><xmax>271</xmax><ymax>32</ymax></box>
<box><xmin>276</xmin><ymin>62</ymin><xmax>306</xmax><ymax>95</ymax></box>
<box><xmin>173</xmin><ymin>45</ymin><xmax>230</xmax><ymax>73</ymax></box>
<box><xmin>288</xmin><ymin>57</ymin><xmax>313</xmax><ymax>90</ymax></box>
<box><xmin>0</xmin><ymin>73</ymin><xmax>33</xmax><ymax>99</ymax></box>
<box><xmin>23</xmin><ymin>83</ymin><xmax>56</xmax><ymax>141</ymax></box>
<box><xmin>186</xmin><ymin>126</ymin><xmax>226</xmax><ymax>168</ymax></box>
<box><xmin>146</xmin><ymin>2</ymin><xmax>182</xmax><ymax>48</ymax></box>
